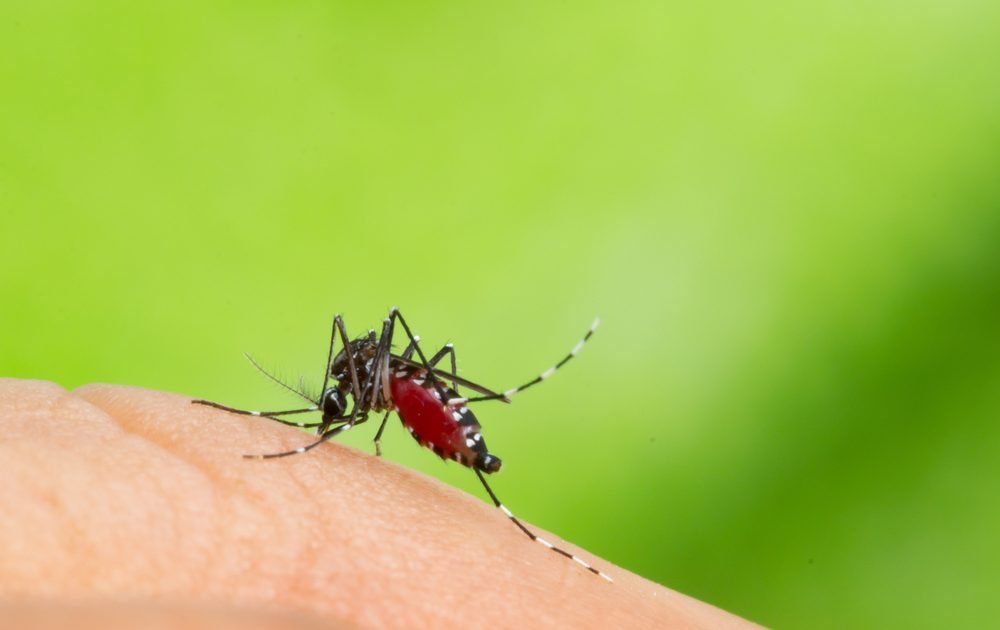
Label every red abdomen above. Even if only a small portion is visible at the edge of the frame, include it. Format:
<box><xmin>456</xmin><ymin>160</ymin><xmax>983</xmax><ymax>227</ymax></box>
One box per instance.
<box><xmin>389</xmin><ymin>374</ymin><xmax>500</xmax><ymax>472</ymax></box>
<box><xmin>390</xmin><ymin>376</ymin><xmax>463</xmax><ymax>453</ymax></box>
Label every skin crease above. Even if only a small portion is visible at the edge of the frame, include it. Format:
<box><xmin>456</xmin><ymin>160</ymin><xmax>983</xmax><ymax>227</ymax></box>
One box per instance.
<box><xmin>0</xmin><ymin>379</ymin><xmax>760</xmax><ymax>629</ymax></box>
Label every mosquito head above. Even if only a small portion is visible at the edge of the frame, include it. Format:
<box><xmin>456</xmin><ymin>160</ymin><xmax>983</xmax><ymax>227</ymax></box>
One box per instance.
<box><xmin>321</xmin><ymin>388</ymin><xmax>346</xmax><ymax>418</ymax></box>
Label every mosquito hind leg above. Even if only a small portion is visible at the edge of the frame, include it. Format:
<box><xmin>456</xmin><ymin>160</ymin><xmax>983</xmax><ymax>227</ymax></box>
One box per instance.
<box><xmin>464</xmin><ymin>318</ymin><xmax>600</xmax><ymax>404</ymax></box>
<box><xmin>473</xmin><ymin>469</ymin><xmax>612</xmax><ymax>582</ymax></box>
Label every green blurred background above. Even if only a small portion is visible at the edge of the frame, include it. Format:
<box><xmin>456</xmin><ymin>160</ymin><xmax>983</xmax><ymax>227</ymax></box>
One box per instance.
<box><xmin>2</xmin><ymin>1</ymin><xmax>998</xmax><ymax>627</ymax></box>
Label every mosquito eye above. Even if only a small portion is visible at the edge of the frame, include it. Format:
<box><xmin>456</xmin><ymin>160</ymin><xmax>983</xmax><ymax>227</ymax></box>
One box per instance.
<box><xmin>323</xmin><ymin>389</ymin><xmax>345</xmax><ymax>416</ymax></box>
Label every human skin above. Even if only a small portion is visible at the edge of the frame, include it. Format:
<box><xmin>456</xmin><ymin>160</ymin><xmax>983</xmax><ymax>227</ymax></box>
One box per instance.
<box><xmin>0</xmin><ymin>379</ymin><xmax>758</xmax><ymax>629</ymax></box>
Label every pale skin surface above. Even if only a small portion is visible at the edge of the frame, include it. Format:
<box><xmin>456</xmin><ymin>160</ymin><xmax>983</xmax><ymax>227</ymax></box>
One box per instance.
<box><xmin>0</xmin><ymin>379</ymin><xmax>760</xmax><ymax>629</ymax></box>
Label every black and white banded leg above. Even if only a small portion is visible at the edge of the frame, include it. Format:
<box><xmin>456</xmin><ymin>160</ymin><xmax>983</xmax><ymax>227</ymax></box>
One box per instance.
<box><xmin>326</xmin><ymin>314</ymin><xmax>365</xmax><ymax>422</ymax></box>
<box><xmin>426</xmin><ymin>342</ymin><xmax>459</xmax><ymax>391</ymax></box>
<box><xmin>385</xmin><ymin>307</ymin><xmax>454</xmax><ymax>404</ymax></box>
<box><xmin>450</xmin><ymin>318</ymin><xmax>600</xmax><ymax>406</ymax></box>
<box><xmin>386</xmin><ymin>308</ymin><xmax>507</xmax><ymax>406</ymax></box>
<box><xmin>394</xmin><ymin>342</ymin><xmax>502</xmax><ymax>401</ymax></box>
<box><xmin>192</xmin><ymin>353</ymin><xmax>324</xmax><ymax>426</ymax></box>
<box><xmin>241</xmin><ymin>314</ymin><xmax>383</xmax><ymax>460</ymax></box>
<box><xmin>192</xmin><ymin>399</ymin><xmax>324</xmax><ymax>428</ymax></box>
<box><xmin>245</xmin><ymin>375</ymin><xmax>378</xmax><ymax>460</ymax></box>
<box><xmin>196</xmin><ymin>313</ymin><xmax>373</xmax><ymax>458</ymax></box>
<box><xmin>474</xmin><ymin>469</ymin><xmax>613</xmax><ymax>582</ymax></box>
<box><xmin>369</xmin><ymin>316</ymin><xmax>402</xmax><ymax>457</ymax></box>
<box><xmin>243</xmin><ymin>418</ymin><xmax>363</xmax><ymax>460</ymax></box>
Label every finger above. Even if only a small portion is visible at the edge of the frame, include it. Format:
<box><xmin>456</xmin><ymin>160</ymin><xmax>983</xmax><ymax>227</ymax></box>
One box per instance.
<box><xmin>0</xmin><ymin>379</ymin><xmax>758</xmax><ymax>629</ymax></box>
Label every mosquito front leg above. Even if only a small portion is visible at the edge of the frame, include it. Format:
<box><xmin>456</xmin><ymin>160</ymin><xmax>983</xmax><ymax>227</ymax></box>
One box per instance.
<box><xmin>386</xmin><ymin>307</ymin><xmax>453</xmax><ymax>403</ymax></box>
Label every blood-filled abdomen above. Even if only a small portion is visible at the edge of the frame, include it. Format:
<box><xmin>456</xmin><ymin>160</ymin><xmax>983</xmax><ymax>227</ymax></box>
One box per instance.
<box><xmin>390</xmin><ymin>375</ymin><xmax>501</xmax><ymax>472</ymax></box>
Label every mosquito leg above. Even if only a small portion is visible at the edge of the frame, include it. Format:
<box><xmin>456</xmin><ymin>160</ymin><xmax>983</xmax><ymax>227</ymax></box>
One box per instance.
<box><xmin>463</xmin><ymin>318</ymin><xmax>600</xmax><ymax>404</ymax></box>
<box><xmin>400</xmin><ymin>341</ymin><xmax>460</xmax><ymax>387</ymax></box>
<box><xmin>369</xmin><ymin>318</ymin><xmax>394</xmax><ymax>411</ymax></box>
<box><xmin>386</xmin><ymin>307</ymin><xmax>452</xmax><ymax>402</ymax></box>
<box><xmin>397</xmin><ymin>336</ymin><xmax>459</xmax><ymax>386</ymax></box>
<box><xmin>399</xmin><ymin>336</ymin><xmax>419</xmax><ymax>360</ymax></box>
<box><xmin>426</xmin><ymin>343</ymin><xmax>459</xmax><ymax>391</ymax></box>
<box><xmin>386</xmin><ymin>308</ymin><xmax>433</xmax><ymax>368</ymax></box>
<box><xmin>257</xmin><ymin>417</ymin><xmax>325</xmax><ymax>429</ymax></box>
<box><xmin>332</xmin><ymin>315</ymin><xmax>366</xmax><ymax>426</ymax></box>
<box><xmin>425</xmin><ymin>343</ymin><xmax>452</xmax><ymax>366</ymax></box>
<box><xmin>192</xmin><ymin>347</ymin><xmax>325</xmax><ymax>423</ymax></box>
<box><xmin>473</xmin><ymin>469</ymin><xmax>612</xmax><ymax>582</ymax></box>
<box><xmin>243</xmin><ymin>420</ymin><xmax>358</xmax><ymax>460</ymax></box>
<box><xmin>372</xmin><ymin>411</ymin><xmax>392</xmax><ymax>456</ymax></box>
<box><xmin>386</xmin><ymin>356</ymin><xmax>504</xmax><ymax>400</ymax></box>
<box><xmin>319</xmin><ymin>315</ymin><xmax>341</xmax><ymax>403</ymax></box>
<box><xmin>191</xmin><ymin>400</ymin><xmax>317</xmax><ymax>416</ymax></box>
<box><xmin>365</xmin><ymin>314</ymin><xmax>409</xmax><ymax>458</ymax></box>
<box><xmin>192</xmin><ymin>399</ymin><xmax>319</xmax><ymax>418</ymax></box>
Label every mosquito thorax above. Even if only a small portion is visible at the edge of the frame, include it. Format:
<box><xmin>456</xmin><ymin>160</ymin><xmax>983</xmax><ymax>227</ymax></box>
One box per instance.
<box><xmin>329</xmin><ymin>337</ymin><xmax>379</xmax><ymax>378</ymax></box>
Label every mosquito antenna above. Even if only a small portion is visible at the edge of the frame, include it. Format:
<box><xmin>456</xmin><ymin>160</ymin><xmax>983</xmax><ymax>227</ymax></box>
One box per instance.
<box><xmin>244</xmin><ymin>352</ymin><xmax>318</xmax><ymax>404</ymax></box>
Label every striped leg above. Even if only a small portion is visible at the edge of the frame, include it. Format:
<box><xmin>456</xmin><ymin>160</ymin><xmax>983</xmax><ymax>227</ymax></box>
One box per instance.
<box><xmin>372</xmin><ymin>411</ymin><xmax>392</xmax><ymax>456</ymax></box>
<box><xmin>427</xmin><ymin>342</ymin><xmax>459</xmax><ymax>391</ymax></box>
<box><xmin>402</xmin><ymin>340</ymin><xmax>459</xmax><ymax>388</ymax></box>
<box><xmin>368</xmin><ymin>318</ymin><xmax>394</xmax><ymax>412</ymax></box>
<box><xmin>253</xmin><ymin>417</ymin><xmax>325</xmax><ymax>429</ymax></box>
<box><xmin>455</xmin><ymin>318</ymin><xmax>600</xmax><ymax>405</ymax></box>
<box><xmin>191</xmin><ymin>315</ymin><xmax>350</xmax><ymax>425</ymax></box>
<box><xmin>191</xmin><ymin>399</ymin><xmax>323</xmax><ymax>428</ymax></box>
<box><xmin>401</xmin><ymin>339</ymin><xmax>457</xmax><ymax>370</ymax></box>
<box><xmin>193</xmin><ymin>314</ymin><xmax>368</xmax><ymax>448</ymax></box>
<box><xmin>330</xmin><ymin>314</ymin><xmax>364</xmax><ymax>422</ymax></box>
<box><xmin>243</xmin><ymin>416</ymin><xmax>366</xmax><ymax>460</ymax></box>
<box><xmin>474</xmin><ymin>469</ymin><xmax>612</xmax><ymax>582</ymax></box>
<box><xmin>385</xmin><ymin>307</ymin><xmax>454</xmax><ymax>404</ymax></box>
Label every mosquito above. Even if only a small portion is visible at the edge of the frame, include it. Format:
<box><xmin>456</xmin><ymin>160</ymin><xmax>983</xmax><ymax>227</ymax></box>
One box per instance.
<box><xmin>192</xmin><ymin>307</ymin><xmax>610</xmax><ymax>581</ymax></box>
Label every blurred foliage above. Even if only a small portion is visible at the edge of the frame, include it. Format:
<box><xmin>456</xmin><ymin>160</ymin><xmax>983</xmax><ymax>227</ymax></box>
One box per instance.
<box><xmin>2</xmin><ymin>1</ymin><xmax>998</xmax><ymax>627</ymax></box>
